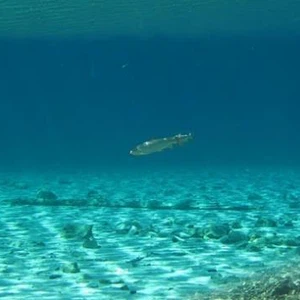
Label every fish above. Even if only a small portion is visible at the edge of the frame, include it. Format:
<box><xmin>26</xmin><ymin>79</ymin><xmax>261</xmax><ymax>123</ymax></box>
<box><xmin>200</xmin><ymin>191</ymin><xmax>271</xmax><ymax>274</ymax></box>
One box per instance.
<box><xmin>130</xmin><ymin>133</ymin><xmax>193</xmax><ymax>156</ymax></box>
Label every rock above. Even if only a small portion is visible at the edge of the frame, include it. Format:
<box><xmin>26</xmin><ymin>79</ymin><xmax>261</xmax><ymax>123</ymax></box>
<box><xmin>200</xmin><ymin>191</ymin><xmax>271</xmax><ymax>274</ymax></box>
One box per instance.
<box><xmin>176</xmin><ymin>231</ymin><xmax>193</xmax><ymax>239</ymax></box>
<box><xmin>206</xmin><ymin>269</ymin><xmax>300</xmax><ymax>299</ymax></box>
<box><xmin>245</xmin><ymin>244</ymin><xmax>263</xmax><ymax>252</ymax></box>
<box><xmin>157</xmin><ymin>228</ymin><xmax>172</xmax><ymax>237</ymax></box>
<box><xmin>292</xmin><ymin>247</ymin><xmax>300</xmax><ymax>256</ymax></box>
<box><xmin>282</xmin><ymin>219</ymin><xmax>294</xmax><ymax>227</ymax></box>
<box><xmin>231</xmin><ymin>221</ymin><xmax>242</xmax><ymax>229</ymax></box>
<box><xmin>61</xmin><ymin>223</ymin><xmax>100</xmax><ymax>248</ymax></box>
<box><xmin>49</xmin><ymin>274</ymin><xmax>62</xmax><ymax>279</ymax></box>
<box><xmin>115</xmin><ymin>222</ymin><xmax>131</xmax><ymax>234</ymax></box>
<box><xmin>248</xmin><ymin>192</ymin><xmax>263</xmax><ymax>201</ymax></box>
<box><xmin>62</xmin><ymin>262</ymin><xmax>80</xmax><ymax>273</ymax></box>
<box><xmin>13</xmin><ymin>182</ymin><xmax>29</xmax><ymax>190</ymax></box>
<box><xmin>185</xmin><ymin>226</ymin><xmax>197</xmax><ymax>237</ymax></box>
<box><xmin>115</xmin><ymin>220</ymin><xmax>142</xmax><ymax>235</ymax></box>
<box><xmin>82</xmin><ymin>237</ymin><xmax>100</xmax><ymax>249</ymax></box>
<box><xmin>174</xmin><ymin>199</ymin><xmax>193</xmax><ymax>209</ymax></box>
<box><xmin>268</xmin><ymin>236</ymin><xmax>284</xmax><ymax>246</ymax></box>
<box><xmin>220</xmin><ymin>230</ymin><xmax>248</xmax><ymax>244</ymax></box>
<box><xmin>271</xmin><ymin>277</ymin><xmax>296</xmax><ymax>296</ymax></box>
<box><xmin>289</xmin><ymin>201</ymin><xmax>300</xmax><ymax>209</ymax></box>
<box><xmin>284</xmin><ymin>238</ymin><xmax>300</xmax><ymax>247</ymax></box>
<box><xmin>61</xmin><ymin>224</ymin><xmax>93</xmax><ymax>240</ymax></box>
<box><xmin>255</xmin><ymin>217</ymin><xmax>277</xmax><ymax>227</ymax></box>
<box><xmin>162</xmin><ymin>217</ymin><xmax>175</xmax><ymax>226</ymax></box>
<box><xmin>147</xmin><ymin>200</ymin><xmax>161</xmax><ymax>209</ymax></box>
<box><xmin>86</xmin><ymin>190</ymin><xmax>107</xmax><ymax>206</ymax></box>
<box><xmin>120</xmin><ymin>284</ymin><xmax>130</xmax><ymax>290</ymax></box>
<box><xmin>87</xmin><ymin>281</ymin><xmax>99</xmax><ymax>288</ymax></box>
<box><xmin>99</xmin><ymin>278</ymin><xmax>113</xmax><ymax>285</ymax></box>
<box><xmin>58</xmin><ymin>178</ymin><xmax>72</xmax><ymax>185</ymax></box>
<box><xmin>36</xmin><ymin>190</ymin><xmax>58</xmax><ymax>204</ymax></box>
<box><xmin>192</xmin><ymin>227</ymin><xmax>205</xmax><ymax>238</ymax></box>
<box><xmin>172</xmin><ymin>235</ymin><xmax>185</xmax><ymax>242</ymax></box>
<box><xmin>128</xmin><ymin>225</ymin><xmax>139</xmax><ymax>235</ymax></box>
<box><xmin>127</xmin><ymin>199</ymin><xmax>142</xmax><ymax>208</ymax></box>
<box><xmin>204</xmin><ymin>223</ymin><xmax>230</xmax><ymax>239</ymax></box>
<box><xmin>31</xmin><ymin>241</ymin><xmax>46</xmax><ymax>247</ymax></box>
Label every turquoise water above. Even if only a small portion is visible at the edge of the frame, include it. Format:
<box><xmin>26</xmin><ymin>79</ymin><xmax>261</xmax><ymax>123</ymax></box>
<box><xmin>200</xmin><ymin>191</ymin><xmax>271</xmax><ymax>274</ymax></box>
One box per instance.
<box><xmin>1</xmin><ymin>167</ymin><xmax>300</xmax><ymax>299</ymax></box>
<box><xmin>1</xmin><ymin>37</ymin><xmax>299</xmax><ymax>168</ymax></box>
<box><xmin>0</xmin><ymin>18</ymin><xmax>300</xmax><ymax>300</ymax></box>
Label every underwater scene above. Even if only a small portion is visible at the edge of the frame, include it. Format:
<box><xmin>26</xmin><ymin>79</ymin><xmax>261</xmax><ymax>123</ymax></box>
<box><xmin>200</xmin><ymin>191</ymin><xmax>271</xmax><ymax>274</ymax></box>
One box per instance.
<box><xmin>0</xmin><ymin>1</ymin><xmax>300</xmax><ymax>299</ymax></box>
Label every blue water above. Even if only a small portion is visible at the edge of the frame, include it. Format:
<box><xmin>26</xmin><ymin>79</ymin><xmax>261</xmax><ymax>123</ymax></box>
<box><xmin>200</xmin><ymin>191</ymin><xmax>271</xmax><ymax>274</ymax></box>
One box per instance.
<box><xmin>0</xmin><ymin>36</ymin><xmax>299</xmax><ymax>170</ymax></box>
<box><xmin>1</xmin><ymin>34</ymin><xmax>300</xmax><ymax>299</ymax></box>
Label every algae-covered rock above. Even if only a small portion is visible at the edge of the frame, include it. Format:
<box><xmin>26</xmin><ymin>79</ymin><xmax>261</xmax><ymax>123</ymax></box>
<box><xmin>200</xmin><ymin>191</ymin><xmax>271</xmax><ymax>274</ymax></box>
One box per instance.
<box><xmin>192</xmin><ymin>263</ymin><xmax>300</xmax><ymax>299</ymax></box>
<box><xmin>270</xmin><ymin>277</ymin><xmax>297</xmax><ymax>297</ymax></box>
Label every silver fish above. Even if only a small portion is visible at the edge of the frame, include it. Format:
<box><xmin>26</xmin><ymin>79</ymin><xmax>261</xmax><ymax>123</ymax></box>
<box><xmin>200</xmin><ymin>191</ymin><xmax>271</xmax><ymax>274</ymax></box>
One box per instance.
<box><xmin>130</xmin><ymin>133</ymin><xmax>193</xmax><ymax>156</ymax></box>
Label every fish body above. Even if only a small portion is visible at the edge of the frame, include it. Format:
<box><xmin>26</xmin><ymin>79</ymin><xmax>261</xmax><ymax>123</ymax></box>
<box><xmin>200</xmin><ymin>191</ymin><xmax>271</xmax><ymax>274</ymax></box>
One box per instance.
<box><xmin>130</xmin><ymin>133</ymin><xmax>193</xmax><ymax>156</ymax></box>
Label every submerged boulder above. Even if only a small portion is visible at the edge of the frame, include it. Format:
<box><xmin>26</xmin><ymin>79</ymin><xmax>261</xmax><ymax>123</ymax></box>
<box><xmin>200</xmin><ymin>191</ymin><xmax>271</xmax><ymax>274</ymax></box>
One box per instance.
<box><xmin>36</xmin><ymin>190</ymin><xmax>58</xmax><ymax>205</ymax></box>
